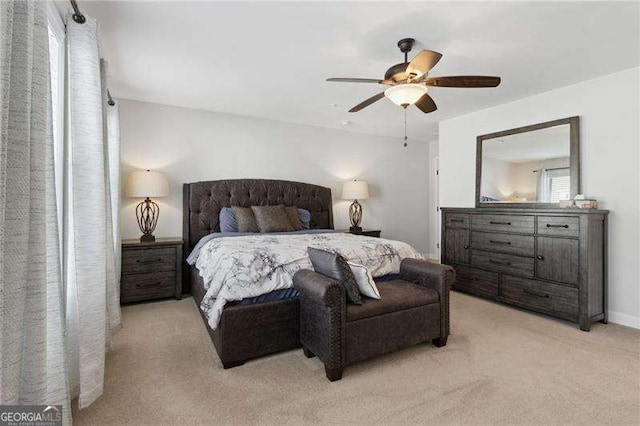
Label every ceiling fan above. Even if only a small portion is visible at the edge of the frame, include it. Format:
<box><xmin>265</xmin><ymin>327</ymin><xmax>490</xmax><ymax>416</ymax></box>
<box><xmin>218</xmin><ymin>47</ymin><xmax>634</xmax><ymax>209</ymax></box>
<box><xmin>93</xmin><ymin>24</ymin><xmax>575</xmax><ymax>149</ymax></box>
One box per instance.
<box><xmin>327</xmin><ymin>38</ymin><xmax>501</xmax><ymax>114</ymax></box>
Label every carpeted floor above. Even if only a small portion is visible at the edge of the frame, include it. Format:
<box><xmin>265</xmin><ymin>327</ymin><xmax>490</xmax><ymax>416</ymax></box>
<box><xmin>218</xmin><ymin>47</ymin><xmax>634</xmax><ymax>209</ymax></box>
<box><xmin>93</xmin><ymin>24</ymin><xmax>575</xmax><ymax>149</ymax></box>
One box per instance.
<box><xmin>72</xmin><ymin>292</ymin><xmax>640</xmax><ymax>425</ymax></box>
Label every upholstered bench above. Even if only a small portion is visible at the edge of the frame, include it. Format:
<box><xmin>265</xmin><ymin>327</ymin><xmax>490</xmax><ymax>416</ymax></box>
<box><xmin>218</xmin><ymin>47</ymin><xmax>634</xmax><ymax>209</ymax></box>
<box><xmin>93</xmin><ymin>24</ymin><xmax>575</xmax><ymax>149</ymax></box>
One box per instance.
<box><xmin>293</xmin><ymin>258</ymin><xmax>455</xmax><ymax>381</ymax></box>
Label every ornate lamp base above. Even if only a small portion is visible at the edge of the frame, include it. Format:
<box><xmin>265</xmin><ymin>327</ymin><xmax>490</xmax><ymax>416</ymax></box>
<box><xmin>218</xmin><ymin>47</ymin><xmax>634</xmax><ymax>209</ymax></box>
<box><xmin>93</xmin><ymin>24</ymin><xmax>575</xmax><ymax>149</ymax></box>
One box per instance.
<box><xmin>349</xmin><ymin>200</ymin><xmax>363</xmax><ymax>232</ymax></box>
<box><xmin>136</xmin><ymin>197</ymin><xmax>160</xmax><ymax>243</ymax></box>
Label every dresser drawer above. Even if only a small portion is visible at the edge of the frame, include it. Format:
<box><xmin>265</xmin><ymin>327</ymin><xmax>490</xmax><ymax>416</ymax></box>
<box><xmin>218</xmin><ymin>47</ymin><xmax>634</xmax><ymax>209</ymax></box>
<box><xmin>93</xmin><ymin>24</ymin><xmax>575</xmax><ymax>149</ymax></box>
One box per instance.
<box><xmin>471</xmin><ymin>250</ymin><xmax>534</xmax><ymax>278</ymax></box>
<box><xmin>471</xmin><ymin>214</ymin><xmax>535</xmax><ymax>234</ymax></box>
<box><xmin>501</xmin><ymin>275</ymin><xmax>579</xmax><ymax>320</ymax></box>
<box><xmin>471</xmin><ymin>231</ymin><xmax>534</xmax><ymax>257</ymax></box>
<box><xmin>537</xmin><ymin>216</ymin><xmax>580</xmax><ymax>237</ymax></box>
<box><xmin>454</xmin><ymin>265</ymin><xmax>499</xmax><ymax>298</ymax></box>
<box><xmin>121</xmin><ymin>271</ymin><xmax>176</xmax><ymax>302</ymax></box>
<box><xmin>445</xmin><ymin>213</ymin><xmax>469</xmax><ymax>229</ymax></box>
<box><xmin>122</xmin><ymin>247</ymin><xmax>176</xmax><ymax>275</ymax></box>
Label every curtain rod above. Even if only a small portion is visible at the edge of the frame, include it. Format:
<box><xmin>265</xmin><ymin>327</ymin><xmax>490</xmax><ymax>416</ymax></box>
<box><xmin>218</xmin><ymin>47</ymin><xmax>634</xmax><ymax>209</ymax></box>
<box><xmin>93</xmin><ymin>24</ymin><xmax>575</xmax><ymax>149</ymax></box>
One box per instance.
<box><xmin>70</xmin><ymin>0</ymin><xmax>86</xmax><ymax>24</ymax></box>
<box><xmin>532</xmin><ymin>166</ymin><xmax>570</xmax><ymax>173</ymax></box>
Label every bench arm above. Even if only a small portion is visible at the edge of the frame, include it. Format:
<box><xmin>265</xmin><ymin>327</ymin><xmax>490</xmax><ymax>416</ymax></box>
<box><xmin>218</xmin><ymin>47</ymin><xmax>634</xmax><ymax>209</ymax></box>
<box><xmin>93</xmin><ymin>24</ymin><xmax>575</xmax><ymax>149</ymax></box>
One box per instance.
<box><xmin>400</xmin><ymin>258</ymin><xmax>455</xmax><ymax>338</ymax></box>
<box><xmin>293</xmin><ymin>269</ymin><xmax>345</xmax><ymax>375</ymax></box>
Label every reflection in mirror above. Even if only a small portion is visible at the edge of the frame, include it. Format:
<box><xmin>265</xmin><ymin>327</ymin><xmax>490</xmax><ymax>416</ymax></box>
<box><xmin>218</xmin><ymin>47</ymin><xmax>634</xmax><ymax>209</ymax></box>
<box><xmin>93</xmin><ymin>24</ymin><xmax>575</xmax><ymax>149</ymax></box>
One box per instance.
<box><xmin>480</xmin><ymin>124</ymin><xmax>571</xmax><ymax>203</ymax></box>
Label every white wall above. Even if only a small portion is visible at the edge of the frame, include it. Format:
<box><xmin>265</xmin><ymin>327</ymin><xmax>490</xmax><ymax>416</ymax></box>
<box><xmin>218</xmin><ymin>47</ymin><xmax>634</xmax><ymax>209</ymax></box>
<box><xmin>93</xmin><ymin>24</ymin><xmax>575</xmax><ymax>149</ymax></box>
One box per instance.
<box><xmin>119</xmin><ymin>99</ymin><xmax>431</xmax><ymax>253</ymax></box>
<box><xmin>439</xmin><ymin>67</ymin><xmax>640</xmax><ymax>328</ymax></box>
<box><xmin>426</xmin><ymin>139</ymin><xmax>439</xmax><ymax>259</ymax></box>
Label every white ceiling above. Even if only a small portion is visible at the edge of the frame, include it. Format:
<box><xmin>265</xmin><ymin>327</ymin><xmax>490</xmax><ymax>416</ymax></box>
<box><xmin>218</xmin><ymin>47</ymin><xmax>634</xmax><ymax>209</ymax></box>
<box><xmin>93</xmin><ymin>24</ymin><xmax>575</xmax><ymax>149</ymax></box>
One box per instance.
<box><xmin>60</xmin><ymin>1</ymin><xmax>639</xmax><ymax>142</ymax></box>
<box><xmin>483</xmin><ymin>124</ymin><xmax>570</xmax><ymax>162</ymax></box>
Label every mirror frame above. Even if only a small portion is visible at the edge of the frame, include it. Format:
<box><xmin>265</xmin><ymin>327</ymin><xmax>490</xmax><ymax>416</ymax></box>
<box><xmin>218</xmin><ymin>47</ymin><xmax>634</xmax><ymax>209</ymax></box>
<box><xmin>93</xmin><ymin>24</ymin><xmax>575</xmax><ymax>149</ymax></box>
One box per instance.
<box><xmin>475</xmin><ymin>116</ymin><xmax>580</xmax><ymax>208</ymax></box>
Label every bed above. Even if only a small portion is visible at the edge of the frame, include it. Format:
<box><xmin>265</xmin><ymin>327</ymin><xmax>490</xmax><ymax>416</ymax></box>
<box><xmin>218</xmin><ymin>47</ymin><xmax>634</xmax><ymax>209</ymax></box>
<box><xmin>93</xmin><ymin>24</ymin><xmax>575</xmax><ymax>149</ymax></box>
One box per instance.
<box><xmin>183</xmin><ymin>178</ymin><xmax>422</xmax><ymax>369</ymax></box>
<box><xmin>183</xmin><ymin>179</ymin><xmax>335</xmax><ymax>368</ymax></box>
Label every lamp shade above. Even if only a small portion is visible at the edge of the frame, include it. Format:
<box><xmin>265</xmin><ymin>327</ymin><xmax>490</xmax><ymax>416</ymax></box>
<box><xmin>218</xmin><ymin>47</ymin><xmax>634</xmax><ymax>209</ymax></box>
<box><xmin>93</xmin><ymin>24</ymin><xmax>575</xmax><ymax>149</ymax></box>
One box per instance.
<box><xmin>384</xmin><ymin>84</ymin><xmax>428</xmax><ymax>107</ymax></box>
<box><xmin>126</xmin><ymin>170</ymin><xmax>169</xmax><ymax>198</ymax></box>
<box><xmin>342</xmin><ymin>180</ymin><xmax>369</xmax><ymax>200</ymax></box>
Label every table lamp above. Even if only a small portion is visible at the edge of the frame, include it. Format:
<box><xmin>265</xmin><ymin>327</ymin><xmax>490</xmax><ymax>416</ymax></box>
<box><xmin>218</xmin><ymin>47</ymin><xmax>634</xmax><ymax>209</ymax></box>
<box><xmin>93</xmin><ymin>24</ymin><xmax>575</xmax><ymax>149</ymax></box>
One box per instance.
<box><xmin>342</xmin><ymin>180</ymin><xmax>369</xmax><ymax>232</ymax></box>
<box><xmin>126</xmin><ymin>170</ymin><xmax>169</xmax><ymax>242</ymax></box>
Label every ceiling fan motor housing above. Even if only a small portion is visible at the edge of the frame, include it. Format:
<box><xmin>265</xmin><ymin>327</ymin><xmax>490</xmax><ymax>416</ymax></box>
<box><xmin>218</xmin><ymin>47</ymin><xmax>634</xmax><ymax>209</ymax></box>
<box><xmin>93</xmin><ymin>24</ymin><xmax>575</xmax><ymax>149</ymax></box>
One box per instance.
<box><xmin>385</xmin><ymin>62</ymin><xmax>411</xmax><ymax>83</ymax></box>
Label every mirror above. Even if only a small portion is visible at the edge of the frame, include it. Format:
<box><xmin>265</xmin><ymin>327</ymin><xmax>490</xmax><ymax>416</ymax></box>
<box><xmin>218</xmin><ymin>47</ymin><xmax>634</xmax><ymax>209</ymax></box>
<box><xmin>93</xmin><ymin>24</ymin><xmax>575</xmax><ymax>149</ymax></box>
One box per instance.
<box><xmin>476</xmin><ymin>116</ymin><xmax>580</xmax><ymax>207</ymax></box>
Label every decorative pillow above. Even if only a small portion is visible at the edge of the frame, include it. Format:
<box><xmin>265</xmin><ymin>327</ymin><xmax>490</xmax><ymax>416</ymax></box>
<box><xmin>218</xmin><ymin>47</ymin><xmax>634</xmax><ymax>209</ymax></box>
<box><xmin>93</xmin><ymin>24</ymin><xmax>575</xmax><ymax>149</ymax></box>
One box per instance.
<box><xmin>231</xmin><ymin>206</ymin><xmax>259</xmax><ymax>233</ymax></box>
<box><xmin>251</xmin><ymin>205</ymin><xmax>295</xmax><ymax>233</ymax></box>
<box><xmin>307</xmin><ymin>247</ymin><xmax>362</xmax><ymax>305</ymax></box>
<box><xmin>219</xmin><ymin>207</ymin><xmax>238</xmax><ymax>232</ymax></box>
<box><xmin>284</xmin><ymin>206</ymin><xmax>304</xmax><ymax>231</ymax></box>
<box><xmin>347</xmin><ymin>262</ymin><xmax>380</xmax><ymax>299</ymax></box>
<box><xmin>298</xmin><ymin>208</ymin><xmax>311</xmax><ymax>230</ymax></box>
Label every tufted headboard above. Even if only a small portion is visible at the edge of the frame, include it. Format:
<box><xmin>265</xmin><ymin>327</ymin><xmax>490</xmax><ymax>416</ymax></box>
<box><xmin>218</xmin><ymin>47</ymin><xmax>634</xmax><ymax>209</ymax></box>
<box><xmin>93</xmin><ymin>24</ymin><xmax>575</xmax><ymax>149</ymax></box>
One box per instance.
<box><xmin>182</xmin><ymin>179</ymin><xmax>334</xmax><ymax>291</ymax></box>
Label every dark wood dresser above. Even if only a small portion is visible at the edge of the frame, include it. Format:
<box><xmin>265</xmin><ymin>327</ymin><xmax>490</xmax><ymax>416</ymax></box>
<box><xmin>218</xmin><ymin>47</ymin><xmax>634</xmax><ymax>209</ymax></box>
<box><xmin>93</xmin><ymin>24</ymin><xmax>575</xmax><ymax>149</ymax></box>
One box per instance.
<box><xmin>441</xmin><ymin>208</ymin><xmax>608</xmax><ymax>331</ymax></box>
<box><xmin>121</xmin><ymin>238</ymin><xmax>183</xmax><ymax>304</ymax></box>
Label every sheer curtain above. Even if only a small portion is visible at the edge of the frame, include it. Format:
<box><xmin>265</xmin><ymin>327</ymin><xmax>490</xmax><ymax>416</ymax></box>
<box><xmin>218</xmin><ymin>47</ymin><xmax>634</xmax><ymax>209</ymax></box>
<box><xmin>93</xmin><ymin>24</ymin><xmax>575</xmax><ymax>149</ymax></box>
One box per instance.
<box><xmin>0</xmin><ymin>0</ymin><xmax>71</xmax><ymax>422</ymax></box>
<box><xmin>64</xmin><ymin>13</ymin><xmax>122</xmax><ymax>408</ymax></box>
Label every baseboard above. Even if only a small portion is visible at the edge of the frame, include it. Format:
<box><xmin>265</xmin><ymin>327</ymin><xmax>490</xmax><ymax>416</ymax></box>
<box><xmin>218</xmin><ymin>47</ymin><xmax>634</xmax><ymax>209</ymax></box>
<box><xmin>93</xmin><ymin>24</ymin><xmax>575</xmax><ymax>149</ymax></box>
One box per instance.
<box><xmin>608</xmin><ymin>310</ymin><xmax>640</xmax><ymax>329</ymax></box>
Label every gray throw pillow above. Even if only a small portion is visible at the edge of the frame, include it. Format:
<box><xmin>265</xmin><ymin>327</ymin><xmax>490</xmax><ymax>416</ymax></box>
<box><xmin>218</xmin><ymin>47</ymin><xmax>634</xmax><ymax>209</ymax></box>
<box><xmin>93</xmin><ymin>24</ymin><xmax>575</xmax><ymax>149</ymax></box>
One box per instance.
<box><xmin>231</xmin><ymin>206</ymin><xmax>259</xmax><ymax>233</ymax></box>
<box><xmin>284</xmin><ymin>206</ymin><xmax>303</xmax><ymax>231</ymax></box>
<box><xmin>307</xmin><ymin>247</ymin><xmax>362</xmax><ymax>305</ymax></box>
<box><xmin>251</xmin><ymin>205</ymin><xmax>295</xmax><ymax>233</ymax></box>
<box><xmin>298</xmin><ymin>208</ymin><xmax>311</xmax><ymax>230</ymax></box>
<box><xmin>219</xmin><ymin>207</ymin><xmax>238</xmax><ymax>232</ymax></box>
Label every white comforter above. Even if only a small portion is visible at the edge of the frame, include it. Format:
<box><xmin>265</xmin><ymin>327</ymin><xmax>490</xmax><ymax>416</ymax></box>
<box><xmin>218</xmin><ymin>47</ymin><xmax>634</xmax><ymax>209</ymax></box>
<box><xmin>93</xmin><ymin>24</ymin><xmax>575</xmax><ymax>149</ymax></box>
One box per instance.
<box><xmin>195</xmin><ymin>232</ymin><xmax>422</xmax><ymax>329</ymax></box>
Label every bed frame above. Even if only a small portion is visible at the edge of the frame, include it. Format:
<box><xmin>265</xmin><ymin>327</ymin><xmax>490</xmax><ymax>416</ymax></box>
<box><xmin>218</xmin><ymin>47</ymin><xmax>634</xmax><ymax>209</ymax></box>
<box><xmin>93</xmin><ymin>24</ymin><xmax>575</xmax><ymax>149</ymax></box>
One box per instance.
<box><xmin>183</xmin><ymin>179</ymin><xmax>334</xmax><ymax>368</ymax></box>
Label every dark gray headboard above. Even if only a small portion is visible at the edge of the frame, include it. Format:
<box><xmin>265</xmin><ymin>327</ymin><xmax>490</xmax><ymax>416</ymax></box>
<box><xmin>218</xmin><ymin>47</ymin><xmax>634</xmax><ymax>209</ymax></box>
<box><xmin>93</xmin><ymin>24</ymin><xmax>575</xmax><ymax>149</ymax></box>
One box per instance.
<box><xmin>182</xmin><ymin>178</ymin><xmax>334</xmax><ymax>254</ymax></box>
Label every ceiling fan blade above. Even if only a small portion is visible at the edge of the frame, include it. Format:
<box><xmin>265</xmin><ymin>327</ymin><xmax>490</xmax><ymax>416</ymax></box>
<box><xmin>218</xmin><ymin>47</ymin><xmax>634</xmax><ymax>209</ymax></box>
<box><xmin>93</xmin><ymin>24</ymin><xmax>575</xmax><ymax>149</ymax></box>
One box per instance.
<box><xmin>326</xmin><ymin>78</ymin><xmax>383</xmax><ymax>84</ymax></box>
<box><xmin>349</xmin><ymin>92</ymin><xmax>386</xmax><ymax>112</ymax></box>
<box><xmin>424</xmin><ymin>76</ymin><xmax>501</xmax><ymax>88</ymax></box>
<box><xmin>406</xmin><ymin>50</ymin><xmax>443</xmax><ymax>79</ymax></box>
<box><xmin>414</xmin><ymin>93</ymin><xmax>437</xmax><ymax>114</ymax></box>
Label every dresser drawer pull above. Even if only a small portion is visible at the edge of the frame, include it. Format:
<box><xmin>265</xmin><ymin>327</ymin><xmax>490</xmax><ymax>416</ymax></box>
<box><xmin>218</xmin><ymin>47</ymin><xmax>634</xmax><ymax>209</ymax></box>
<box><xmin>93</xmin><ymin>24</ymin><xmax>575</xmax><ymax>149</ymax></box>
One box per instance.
<box><xmin>136</xmin><ymin>257</ymin><xmax>162</xmax><ymax>264</ymax></box>
<box><xmin>135</xmin><ymin>281</ymin><xmax>162</xmax><ymax>289</ymax></box>
<box><xmin>489</xmin><ymin>259</ymin><xmax>511</xmax><ymax>266</ymax></box>
<box><xmin>489</xmin><ymin>221</ymin><xmax>511</xmax><ymax>225</ymax></box>
<box><xmin>523</xmin><ymin>288</ymin><xmax>550</xmax><ymax>298</ymax></box>
<box><xmin>546</xmin><ymin>224</ymin><xmax>569</xmax><ymax>228</ymax></box>
<box><xmin>463</xmin><ymin>245</ymin><xmax>469</xmax><ymax>250</ymax></box>
<box><xmin>450</xmin><ymin>219</ymin><xmax>464</xmax><ymax>223</ymax></box>
<box><xmin>489</xmin><ymin>240</ymin><xmax>511</xmax><ymax>245</ymax></box>
<box><xmin>537</xmin><ymin>255</ymin><xmax>544</xmax><ymax>260</ymax></box>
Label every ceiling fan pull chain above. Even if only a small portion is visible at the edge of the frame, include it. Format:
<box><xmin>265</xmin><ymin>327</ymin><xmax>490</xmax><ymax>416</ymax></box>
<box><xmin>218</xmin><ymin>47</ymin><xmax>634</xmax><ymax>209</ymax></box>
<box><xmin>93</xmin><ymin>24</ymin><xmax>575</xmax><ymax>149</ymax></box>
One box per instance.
<box><xmin>404</xmin><ymin>109</ymin><xmax>408</xmax><ymax>147</ymax></box>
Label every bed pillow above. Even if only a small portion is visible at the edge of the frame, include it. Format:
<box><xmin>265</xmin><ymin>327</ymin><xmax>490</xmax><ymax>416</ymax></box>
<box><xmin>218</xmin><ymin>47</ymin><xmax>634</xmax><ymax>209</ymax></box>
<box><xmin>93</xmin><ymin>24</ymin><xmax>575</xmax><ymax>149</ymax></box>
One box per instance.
<box><xmin>307</xmin><ymin>247</ymin><xmax>362</xmax><ymax>305</ymax></box>
<box><xmin>231</xmin><ymin>206</ymin><xmax>259</xmax><ymax>233</ymax></box>
<box><xmin>347</xmin><ymin>262</ymin><xmax>380</xmax><ymax>299</ymax></box>
<box><xmin>298</xmin><ymin>208</ymin><xmax>311</xmax><ymax>230</ymax></box>
<box><xmin>219</xmin><ymin>207</ymin><xmax>238</xmax><ymax>233</ymax></box>
<box><xmin>284</xmin><ymin>206</ymin><xmax>304</xmax><ymax>231</ymax></box>
<box><xmin>251</xmin><ymin>205</ymin><xmax>295</xmax><ymax>233</ymax></box>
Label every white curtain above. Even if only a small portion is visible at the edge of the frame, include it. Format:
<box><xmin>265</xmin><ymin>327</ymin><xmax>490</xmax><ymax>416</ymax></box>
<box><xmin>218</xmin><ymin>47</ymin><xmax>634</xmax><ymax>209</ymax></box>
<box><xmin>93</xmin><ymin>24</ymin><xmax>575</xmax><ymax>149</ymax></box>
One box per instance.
<box><xmin>535</xmin><ymin>168</ymin><xmax>549</xmax><ymax>202</ymax></box>
<box><xmin>64</xmin><ymin>13</ymin><xmax>121</xmax><ymax>408</ymax></box>
<box><xmin>0</xmin><ymin>0</ymin><xmax>71</xmax><ymax>423</ymax></box>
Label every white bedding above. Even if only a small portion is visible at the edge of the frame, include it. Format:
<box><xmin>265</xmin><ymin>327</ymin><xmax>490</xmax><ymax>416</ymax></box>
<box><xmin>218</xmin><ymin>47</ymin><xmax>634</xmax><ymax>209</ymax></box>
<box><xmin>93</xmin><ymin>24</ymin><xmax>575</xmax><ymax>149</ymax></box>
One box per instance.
<box><xmin>194</xmin><ymin>232</ymin><xmax>423</xmax><ymax>329</ymax></box>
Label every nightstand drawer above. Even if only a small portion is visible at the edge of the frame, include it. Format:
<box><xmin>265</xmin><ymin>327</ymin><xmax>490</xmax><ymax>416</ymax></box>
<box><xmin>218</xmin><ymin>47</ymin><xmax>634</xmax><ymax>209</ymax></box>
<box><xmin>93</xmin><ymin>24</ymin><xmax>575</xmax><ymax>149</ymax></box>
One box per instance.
<box><xmin>122</xmin><ymin>247</ymin><xmax>176</xmax><ymax>275</ymax></box>
<box><xmin>121</xmin><ymin>271</ymin><xmax>176</xmax><ymax>303</ymax></box>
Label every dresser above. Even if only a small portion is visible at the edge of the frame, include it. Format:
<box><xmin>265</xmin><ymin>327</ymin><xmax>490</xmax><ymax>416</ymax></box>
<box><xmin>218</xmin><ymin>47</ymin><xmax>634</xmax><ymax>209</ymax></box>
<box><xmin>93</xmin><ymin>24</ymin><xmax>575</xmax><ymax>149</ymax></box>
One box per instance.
<box><xmin>121</xmin><ymin>238</ymin><xmax>183</xmax><ymax>304</ymax></box>
<box><xmin>441</xmin><ymin>208</ymin><xmax>608</xmax><ymax>331</ymax></box>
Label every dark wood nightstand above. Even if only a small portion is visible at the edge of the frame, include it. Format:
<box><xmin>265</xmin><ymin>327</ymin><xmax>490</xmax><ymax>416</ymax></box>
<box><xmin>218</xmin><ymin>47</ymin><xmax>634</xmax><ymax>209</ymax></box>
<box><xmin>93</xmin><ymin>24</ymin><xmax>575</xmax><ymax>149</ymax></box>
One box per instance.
<box><xmin>121</xmin><ymin>238</ymin><xmax>183</xmax><ymax>304</ymax></box>
<box><xmin>341</xmin><ymin>229</ymin><xmax>382</xmax><ymax>238</ymax></box>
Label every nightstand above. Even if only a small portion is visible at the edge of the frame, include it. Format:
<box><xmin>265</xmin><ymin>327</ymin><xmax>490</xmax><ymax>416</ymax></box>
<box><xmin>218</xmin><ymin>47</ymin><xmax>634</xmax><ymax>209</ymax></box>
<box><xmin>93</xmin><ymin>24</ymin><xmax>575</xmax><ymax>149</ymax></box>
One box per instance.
<box><xmin>341</xmin><ymin>229</ymin><xmax>382</xmax><ymax>238</ymax></box>
<box><xmin>121</xmin><ymin>238</ymin><xmax>183</xmax><ymax>304</ymax></box>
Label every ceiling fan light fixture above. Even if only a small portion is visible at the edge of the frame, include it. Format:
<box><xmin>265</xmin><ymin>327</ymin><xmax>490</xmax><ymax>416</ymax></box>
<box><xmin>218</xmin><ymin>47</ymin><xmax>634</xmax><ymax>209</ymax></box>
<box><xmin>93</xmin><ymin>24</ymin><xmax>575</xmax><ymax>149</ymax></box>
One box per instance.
<box><xmin>384</xmin><ymin>84</ymin><xmax>428</xmax><ymax>108</ymax></box>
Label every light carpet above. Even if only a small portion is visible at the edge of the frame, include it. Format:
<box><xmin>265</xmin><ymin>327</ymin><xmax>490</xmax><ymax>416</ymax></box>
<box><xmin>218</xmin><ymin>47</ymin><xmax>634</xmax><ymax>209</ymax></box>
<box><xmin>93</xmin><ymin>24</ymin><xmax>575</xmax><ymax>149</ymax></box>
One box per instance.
<box><xmin>72</xmin><ymin>292</ymin><xmax>640</xmax><ymax>425</ymax></box>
